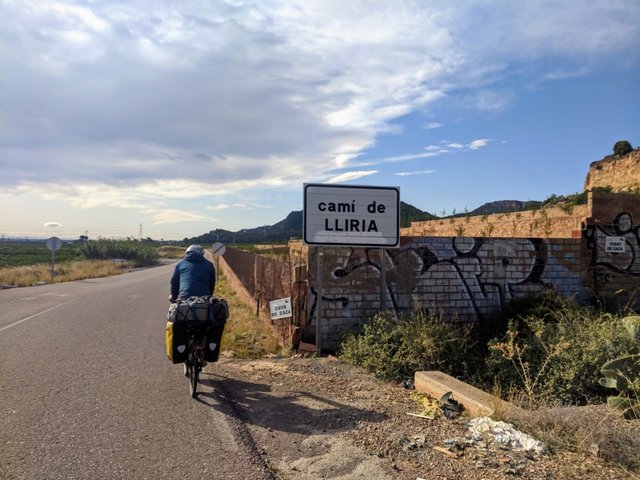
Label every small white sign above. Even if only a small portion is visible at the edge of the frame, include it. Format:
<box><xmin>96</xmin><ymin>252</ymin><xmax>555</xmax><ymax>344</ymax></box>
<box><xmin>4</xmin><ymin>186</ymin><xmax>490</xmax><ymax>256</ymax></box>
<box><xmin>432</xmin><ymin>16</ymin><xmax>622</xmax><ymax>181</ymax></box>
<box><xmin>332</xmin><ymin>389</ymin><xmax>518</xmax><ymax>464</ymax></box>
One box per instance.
<box><xmin>211</xmin><ymin>242</ymin><xmax>226</xmax><ymax>257</ymax></box>
<box><xmin>605</xmin><ymin>236</ymin><xmax>626</xmax><ymax>253</ymax></box>
<box><xmin>270</xmin><ymin>297</ymin><xmax>292</xmax><ymax>320</ymax></box>
<box><xmin>46</xmin><ymin>236</ymin><xmax>63</xmax><ymax>252</ymax></box>
<box><xmin>303</xmin><ymin>184</ymin><xmax>400</xmax><ymax>247</ymax></box>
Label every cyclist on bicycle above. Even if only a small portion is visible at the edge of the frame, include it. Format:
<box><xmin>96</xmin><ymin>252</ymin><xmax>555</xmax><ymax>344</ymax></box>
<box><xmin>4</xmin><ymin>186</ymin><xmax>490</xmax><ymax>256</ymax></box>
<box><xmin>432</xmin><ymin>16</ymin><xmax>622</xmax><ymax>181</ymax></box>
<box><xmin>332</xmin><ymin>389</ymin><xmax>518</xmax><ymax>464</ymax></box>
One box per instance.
<box><xmin>169</xmin><ymin>244</ymin><xmax>215</xmax><ymax>301</ymax></box>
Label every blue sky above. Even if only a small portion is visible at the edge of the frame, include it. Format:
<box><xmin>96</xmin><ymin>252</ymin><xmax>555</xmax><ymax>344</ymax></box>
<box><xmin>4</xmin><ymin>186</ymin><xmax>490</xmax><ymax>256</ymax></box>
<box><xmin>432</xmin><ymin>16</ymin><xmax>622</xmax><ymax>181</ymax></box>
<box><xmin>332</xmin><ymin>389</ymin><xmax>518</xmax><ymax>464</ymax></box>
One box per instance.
<box><xmin>1</xmin><ymin>0</ymin><xmax>639</xmax><ymax>240</ymax></box>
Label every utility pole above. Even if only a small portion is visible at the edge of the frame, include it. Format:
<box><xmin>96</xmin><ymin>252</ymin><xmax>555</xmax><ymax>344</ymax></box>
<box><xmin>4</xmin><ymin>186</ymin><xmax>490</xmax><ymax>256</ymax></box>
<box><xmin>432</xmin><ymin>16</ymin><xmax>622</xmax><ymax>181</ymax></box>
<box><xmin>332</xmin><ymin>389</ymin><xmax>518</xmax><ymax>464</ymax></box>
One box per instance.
<box><xmin>139</xmin><ymin>223</ymin><xmax>142</xmax><ymax>242</ymax></box>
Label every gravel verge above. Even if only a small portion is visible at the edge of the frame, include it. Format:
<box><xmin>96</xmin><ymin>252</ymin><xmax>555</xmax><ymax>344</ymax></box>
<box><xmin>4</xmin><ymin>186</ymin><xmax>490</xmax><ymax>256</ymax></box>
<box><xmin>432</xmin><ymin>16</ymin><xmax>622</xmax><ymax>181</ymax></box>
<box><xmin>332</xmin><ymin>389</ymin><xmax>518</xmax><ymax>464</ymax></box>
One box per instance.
<box><xmin>208</xmin><ymin>355</ymin><xmax>637</xmax><ymax>480</ymax></box>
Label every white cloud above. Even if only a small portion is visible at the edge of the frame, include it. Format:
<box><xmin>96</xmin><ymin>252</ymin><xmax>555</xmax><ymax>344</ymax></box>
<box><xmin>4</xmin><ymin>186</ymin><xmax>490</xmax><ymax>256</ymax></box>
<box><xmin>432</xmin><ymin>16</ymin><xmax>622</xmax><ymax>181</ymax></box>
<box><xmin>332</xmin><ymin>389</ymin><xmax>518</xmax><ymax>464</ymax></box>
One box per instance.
<box><xmin>206</xmin><ymin>204</ymin><xmax>230</xmax><ymax>211</ymax></box>
<box><xmin>44</xmin><ymin>222</ymin><xmax>62</xmax><ymax>228</ymax></box>
<box><xmin>395</xmin><ymin>170</ymin><xmax>437</xmax><ymax>177</ymax></box>
<box><xmin>143</xmin><ymin>209</ymin><xmax>210</xmax><ymax>225</ymax></box>
<box><xmin>326</xmin><ymin>170</ymin><xmax>378</xmax><ymax>183</ymax></box>
<box><xmin>469</xmin><ymin>139</ymin><xmax>491</xmax><ymax>150</ymax></box>
<box><xmin>382</xmin><ymin>151</ymin><xmax>443</xmax><ymax>163</ymax></box>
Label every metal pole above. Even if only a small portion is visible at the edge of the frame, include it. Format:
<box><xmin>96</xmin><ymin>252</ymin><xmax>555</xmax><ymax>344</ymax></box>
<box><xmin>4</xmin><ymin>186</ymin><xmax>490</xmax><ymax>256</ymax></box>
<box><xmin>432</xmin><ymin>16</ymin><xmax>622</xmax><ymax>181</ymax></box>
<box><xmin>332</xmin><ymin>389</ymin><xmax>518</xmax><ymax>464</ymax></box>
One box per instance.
<box><xmin>379</xmin><ymin>248</ymin><xmax>386</xmax><ymax>310</ymax></box>
<box><xmin>316</xmin><ymin>247</ymin><xmax>323</xmax><ymax>355</ymax></box>
<box><xmin>50</xmin><ymin>251</ymin><xmax>55</xmax><ymax>284</ymax></box>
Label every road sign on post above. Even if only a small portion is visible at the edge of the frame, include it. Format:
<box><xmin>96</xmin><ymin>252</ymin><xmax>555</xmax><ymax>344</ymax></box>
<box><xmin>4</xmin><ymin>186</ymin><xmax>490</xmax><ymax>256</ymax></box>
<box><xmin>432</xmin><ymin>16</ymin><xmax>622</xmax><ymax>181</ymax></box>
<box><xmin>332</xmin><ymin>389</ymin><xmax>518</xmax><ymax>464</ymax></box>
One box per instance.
<box><xmin>303</xmin><ymin>184</ymin><xmax>400</xmax><ymax>355</ymax></box>
<box><xmin>46</xmin><ymin>237</ymin><xmax>63</xmax><ymax>283</ymax></box>
<box><xmin>303</xmin><ymin>184</ymin><xmax>400</xmax><ymax>247</ymax></box>
<box><xmin>211</xmin><ymin>242</ymin><xmax>226</xmax><ymax>257</ymax></box>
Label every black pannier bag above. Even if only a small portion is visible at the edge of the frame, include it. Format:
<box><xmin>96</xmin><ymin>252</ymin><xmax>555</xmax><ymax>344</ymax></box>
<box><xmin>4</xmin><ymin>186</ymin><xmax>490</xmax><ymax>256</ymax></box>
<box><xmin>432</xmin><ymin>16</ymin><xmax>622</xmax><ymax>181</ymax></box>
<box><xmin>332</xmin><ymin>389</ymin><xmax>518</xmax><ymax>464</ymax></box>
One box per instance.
<box><xmin>166</xmin><ymin>297</ymin><xmax>229</xmax><ymax>363</ymax></box>
<box><xmin>203</xmin><ymin>322</ymin><xmax>225</xmax><ymax>362</ymax></box>
<box><xmin>204</xmin><ymin>298</ymin><xmax>228</xmax><ymax>362</ymax></box>
<box><xmin>209</xmin><ymin>298</ymin><xmax>229</xmax><ymax>325</ymax></box>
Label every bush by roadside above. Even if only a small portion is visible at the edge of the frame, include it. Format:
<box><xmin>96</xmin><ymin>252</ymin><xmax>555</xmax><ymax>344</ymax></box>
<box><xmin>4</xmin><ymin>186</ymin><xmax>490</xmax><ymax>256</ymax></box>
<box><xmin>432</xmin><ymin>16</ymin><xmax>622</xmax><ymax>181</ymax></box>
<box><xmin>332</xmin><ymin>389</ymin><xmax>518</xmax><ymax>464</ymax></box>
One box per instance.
<box><xmin>80</xmin><ymin>239</ymin><xmax>159</xmax><ymax>266</ymax></box>
<box><xmin>339</xmin><ymin>309</ymin><xmax>476</xmax><ymax>381</ymax></box>
<box><xmin>337</xmin><ymin>293</ymin><xmax>640</xmax><ymax>473</ymax></box>
<box><xmin>485</xmin><ymin>303</ymin><xmax>640</xmax><ymax>407</ymax></box>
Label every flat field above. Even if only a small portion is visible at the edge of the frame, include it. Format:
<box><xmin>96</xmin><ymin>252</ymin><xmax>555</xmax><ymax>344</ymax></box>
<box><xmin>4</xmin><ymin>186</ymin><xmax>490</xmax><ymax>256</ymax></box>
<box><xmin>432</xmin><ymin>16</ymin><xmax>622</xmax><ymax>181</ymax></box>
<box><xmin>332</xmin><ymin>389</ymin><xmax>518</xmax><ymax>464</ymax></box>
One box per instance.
<box><xmin>0</xmin><ymin>240</ymin><xmax>83</xmax><ymax>268</ymax></box>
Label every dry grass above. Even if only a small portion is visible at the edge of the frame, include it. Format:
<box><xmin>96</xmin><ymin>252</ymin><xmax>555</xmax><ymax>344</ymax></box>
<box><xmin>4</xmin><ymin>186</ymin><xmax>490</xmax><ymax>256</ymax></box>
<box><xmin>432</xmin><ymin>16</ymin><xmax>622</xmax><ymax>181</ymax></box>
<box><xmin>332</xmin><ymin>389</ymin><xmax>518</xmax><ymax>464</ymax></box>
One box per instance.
<box><xmin>216</xmin><ymin>270</ymin><xmax>280</xmax><ymax>358</ymax></box>
<box><xmin>157</xmin><ymin>245</ymin><xmax>185</xmax><ymax>259</ymax></box>
<box><xmin>0</xmin><ymin>260</ymin><xmax>134</xmax><ymax>287</ymax></box>
<box><xmin>503</xmin><ymin>403</ymin><xmax>640</xmax><ymax>474</ymax></box>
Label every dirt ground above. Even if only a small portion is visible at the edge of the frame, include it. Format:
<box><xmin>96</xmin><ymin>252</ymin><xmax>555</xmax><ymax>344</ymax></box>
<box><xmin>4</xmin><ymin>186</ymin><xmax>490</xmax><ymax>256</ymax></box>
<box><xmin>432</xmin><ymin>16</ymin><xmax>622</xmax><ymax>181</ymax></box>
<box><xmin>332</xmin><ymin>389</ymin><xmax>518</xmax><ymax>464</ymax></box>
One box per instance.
<box><xmin>208</xmin><ymin>355</ymin><xmax>638</xmax><ymax>480</ymax></box>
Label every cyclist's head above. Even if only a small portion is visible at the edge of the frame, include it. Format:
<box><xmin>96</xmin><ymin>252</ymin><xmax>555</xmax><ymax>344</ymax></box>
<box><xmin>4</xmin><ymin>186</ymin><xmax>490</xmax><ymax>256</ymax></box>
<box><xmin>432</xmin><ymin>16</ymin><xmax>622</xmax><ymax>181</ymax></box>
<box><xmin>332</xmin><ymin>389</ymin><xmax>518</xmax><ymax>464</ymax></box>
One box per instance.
<box><xmin>185</xmin><ymin>244</ymin><xmax>204</xmax><ymax>255</ymax></box>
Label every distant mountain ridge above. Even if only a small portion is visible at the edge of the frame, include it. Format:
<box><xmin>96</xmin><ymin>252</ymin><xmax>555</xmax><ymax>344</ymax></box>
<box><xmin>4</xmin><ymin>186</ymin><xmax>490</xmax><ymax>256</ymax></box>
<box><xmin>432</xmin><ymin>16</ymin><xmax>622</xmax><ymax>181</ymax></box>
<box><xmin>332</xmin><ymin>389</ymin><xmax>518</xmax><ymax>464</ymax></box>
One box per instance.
<box><xmin>185</xmin><ymin>199</ymin><xmax>533</xmax><ymax>244</ymax></box>
<box><xmin>464</xmin><ymin>200</ymin><xmax>542</xmax><ymax>217</ymax></box>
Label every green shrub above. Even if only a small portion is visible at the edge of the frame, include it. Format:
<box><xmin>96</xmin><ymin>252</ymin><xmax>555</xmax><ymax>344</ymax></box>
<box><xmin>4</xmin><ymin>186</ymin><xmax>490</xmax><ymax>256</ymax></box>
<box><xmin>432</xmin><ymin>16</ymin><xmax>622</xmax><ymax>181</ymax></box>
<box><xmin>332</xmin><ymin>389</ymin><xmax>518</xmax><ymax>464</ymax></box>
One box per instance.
<box><xmin>613</xmin><ymin>140</ymin><xmax>633</xmax><ymax>156</ymax></box>
<box><xmin>80</xmin><ymin>239</ymin><xmax>159</xmax><ymax>267</ymax></box>
<box><xmin>486</xmin><ymin>299</ymin><xmax>640</xmax><ymax>406</ymax></box>
<box><xmin>339</xmin><ymin>309</ymin><xmax>475</xmax><ymax>381</ymax></box>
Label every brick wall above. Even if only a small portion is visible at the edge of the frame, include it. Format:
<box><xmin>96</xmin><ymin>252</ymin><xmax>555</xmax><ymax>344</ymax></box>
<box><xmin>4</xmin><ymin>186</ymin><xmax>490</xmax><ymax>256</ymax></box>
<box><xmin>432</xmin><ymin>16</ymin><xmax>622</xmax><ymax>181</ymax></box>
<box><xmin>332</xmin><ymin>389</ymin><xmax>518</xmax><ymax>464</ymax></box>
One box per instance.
<box><xmin>305</xmin><ymin>237</ymin><xmax>589</xmax><ymax>349</ymax></box>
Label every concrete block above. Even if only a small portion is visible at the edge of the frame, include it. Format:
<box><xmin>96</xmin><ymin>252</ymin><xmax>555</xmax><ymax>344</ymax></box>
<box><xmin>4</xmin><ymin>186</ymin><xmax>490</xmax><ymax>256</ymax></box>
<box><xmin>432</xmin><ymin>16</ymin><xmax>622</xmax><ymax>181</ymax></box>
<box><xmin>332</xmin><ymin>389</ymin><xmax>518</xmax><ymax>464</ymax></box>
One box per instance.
<box><xmin>414</xmin><ymin>370</ymin><xmax>518</xmax><ymax>418</ymax></box>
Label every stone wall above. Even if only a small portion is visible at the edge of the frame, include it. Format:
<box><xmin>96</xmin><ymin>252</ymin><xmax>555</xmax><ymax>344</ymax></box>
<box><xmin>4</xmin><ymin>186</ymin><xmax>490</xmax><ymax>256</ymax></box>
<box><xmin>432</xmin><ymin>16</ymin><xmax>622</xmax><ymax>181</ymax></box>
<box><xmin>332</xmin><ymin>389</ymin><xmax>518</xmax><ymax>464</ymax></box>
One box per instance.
<box><xmin>584</xmin><ymin>149</ymin><xmax>640</xmax><ymax>193</ymax></box>
<box><xmin>402</xmin><ymin>205</ymin><xmax>588</xmax><ymax>238</ymax></box>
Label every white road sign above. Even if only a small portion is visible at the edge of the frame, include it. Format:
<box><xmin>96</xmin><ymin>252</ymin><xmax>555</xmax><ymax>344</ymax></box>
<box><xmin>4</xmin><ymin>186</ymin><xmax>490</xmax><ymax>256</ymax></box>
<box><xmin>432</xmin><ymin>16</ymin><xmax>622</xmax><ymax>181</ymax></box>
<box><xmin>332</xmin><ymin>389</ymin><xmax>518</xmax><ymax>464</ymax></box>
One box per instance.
<box><xmin>605</xmin><ymin>236</ymin><xmax>626</xmax><ymax>253</ymax></box>
<box><xmin>270</xmin><ymin>297</ymin><xmax>292</xmax><ymax>320</ymax></box>
<box><xmin>211</xmin><ymin>242</ymin><xmax>226</xmax><ymax>257</ymax></box>
<box><xmin>303</xmin><ymin>184</ymin><xmax>400</xmax><ymax>247</ymax></box>
<box><xmin>46</xmin><ymin>237</ymin><xmax>63</xmax><ymax>252</ymax></box>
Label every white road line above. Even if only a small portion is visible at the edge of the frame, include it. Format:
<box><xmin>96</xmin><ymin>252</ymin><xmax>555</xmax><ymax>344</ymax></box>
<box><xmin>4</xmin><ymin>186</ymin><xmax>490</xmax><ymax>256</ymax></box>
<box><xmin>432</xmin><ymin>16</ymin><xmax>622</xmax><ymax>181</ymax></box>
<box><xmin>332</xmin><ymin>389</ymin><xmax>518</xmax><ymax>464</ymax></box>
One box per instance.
<box><xmin>0</xmin><ymin>303</ymin><xmax>67</xmax><ymax>333</ymax></box>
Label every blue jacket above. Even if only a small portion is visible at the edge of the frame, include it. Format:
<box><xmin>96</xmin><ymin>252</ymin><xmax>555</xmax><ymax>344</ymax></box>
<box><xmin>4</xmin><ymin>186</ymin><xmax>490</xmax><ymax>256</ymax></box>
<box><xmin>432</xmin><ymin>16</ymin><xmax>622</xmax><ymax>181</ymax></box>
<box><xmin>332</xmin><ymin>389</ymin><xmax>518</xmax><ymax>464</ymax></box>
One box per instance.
<box><xmin>170</xmin><ymin>251</ymin><xmax>216</xmax><ymax>299</ymax></box>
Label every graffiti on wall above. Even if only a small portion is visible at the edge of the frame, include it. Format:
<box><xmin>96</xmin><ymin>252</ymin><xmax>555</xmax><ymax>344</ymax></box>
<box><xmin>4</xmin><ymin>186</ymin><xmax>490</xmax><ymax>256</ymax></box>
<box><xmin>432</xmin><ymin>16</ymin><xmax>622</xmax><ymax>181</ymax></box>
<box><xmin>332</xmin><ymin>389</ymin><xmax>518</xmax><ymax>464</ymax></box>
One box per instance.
<box><xmin>584</xmin><ymin>212</ymin><xmax>640</xmax><ymax>283</ymax></box>
<box><xmin>310</xmin><ymin>236</ymin><xmax>584</xmax><ymax>328</ymax></box>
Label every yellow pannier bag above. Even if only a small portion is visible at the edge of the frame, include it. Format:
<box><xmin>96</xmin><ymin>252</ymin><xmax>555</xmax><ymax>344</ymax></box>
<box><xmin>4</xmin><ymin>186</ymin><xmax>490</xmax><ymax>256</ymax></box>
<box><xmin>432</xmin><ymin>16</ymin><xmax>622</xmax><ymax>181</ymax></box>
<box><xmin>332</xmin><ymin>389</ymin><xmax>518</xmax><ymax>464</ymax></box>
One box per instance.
<box><xmin>165</xmin><ymin>321</ymin><xmax>188</xmax><ymax>364</ymax></box>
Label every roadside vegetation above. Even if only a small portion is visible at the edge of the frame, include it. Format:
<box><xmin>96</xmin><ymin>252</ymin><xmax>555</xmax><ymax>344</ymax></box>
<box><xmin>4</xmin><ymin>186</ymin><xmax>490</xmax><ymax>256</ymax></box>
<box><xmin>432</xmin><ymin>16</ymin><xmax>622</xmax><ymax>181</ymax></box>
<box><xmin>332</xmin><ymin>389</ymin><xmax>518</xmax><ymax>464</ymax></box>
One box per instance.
<box><xmin>0</xmin><ymin>260</ymin><xmax>136</xmax><ymax>287</ymax></box>
<box><xmin>215</xmin><ymin>269</ymin><xmax>280</xmax><ymax>358</ymax></box>
<box><xmin>0</xmin><ymin>240</ymin><xmax>84</xmax><ymax>268</ymax></box>
<box><xmin>0</xmin><ymin>239</ymin><xmax>160</xmax><ymax>286</ymax></box>
<box><xmin>338</xmin><ymin>291</ymin><xmax>640</xmax><ymax>471</ymax></box>
<box><xmin>79</xmin><ymin>238</ymin><xmax>159</xmax><ymax>266</ymax></box>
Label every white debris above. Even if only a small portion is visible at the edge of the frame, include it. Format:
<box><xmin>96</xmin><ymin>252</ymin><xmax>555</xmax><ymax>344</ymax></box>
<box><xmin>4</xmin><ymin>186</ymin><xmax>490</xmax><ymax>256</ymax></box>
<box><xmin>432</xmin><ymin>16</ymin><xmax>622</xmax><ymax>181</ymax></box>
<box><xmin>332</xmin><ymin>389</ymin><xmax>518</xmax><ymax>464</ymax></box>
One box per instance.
<box><xmin>467</xmin><ymin>417</ymin><xmax>547</xmax><ymax>455</ymax></box>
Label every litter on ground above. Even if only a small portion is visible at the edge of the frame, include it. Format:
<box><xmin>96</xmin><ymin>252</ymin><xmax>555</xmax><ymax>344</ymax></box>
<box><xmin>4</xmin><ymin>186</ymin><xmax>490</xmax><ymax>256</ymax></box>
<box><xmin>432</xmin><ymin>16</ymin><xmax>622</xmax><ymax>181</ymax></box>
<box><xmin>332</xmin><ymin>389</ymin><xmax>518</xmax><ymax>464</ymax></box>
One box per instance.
<box><xmin>467</xmin><ymin>417</ymin><xmax>547</xmax><ymax>455</ymax></box>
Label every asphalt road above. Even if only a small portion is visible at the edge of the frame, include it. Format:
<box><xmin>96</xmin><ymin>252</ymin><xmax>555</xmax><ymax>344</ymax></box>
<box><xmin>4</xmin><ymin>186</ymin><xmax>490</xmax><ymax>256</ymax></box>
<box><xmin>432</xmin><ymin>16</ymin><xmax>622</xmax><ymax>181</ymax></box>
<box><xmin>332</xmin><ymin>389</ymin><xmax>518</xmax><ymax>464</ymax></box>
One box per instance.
<box><xmin>0</xmin><ymin>263</ymin><xmax>274</xmax><ymax>480</ymax></box>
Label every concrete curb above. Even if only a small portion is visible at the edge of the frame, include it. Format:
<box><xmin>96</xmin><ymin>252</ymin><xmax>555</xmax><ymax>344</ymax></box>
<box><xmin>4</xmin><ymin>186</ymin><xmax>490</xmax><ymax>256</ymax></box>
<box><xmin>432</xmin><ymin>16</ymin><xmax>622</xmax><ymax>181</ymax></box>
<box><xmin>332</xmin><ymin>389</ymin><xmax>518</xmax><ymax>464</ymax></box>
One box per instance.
<box><xmin>415</xmin><ymin>370</ymin><xmax>519</xmax><ymax>418</ymax></box>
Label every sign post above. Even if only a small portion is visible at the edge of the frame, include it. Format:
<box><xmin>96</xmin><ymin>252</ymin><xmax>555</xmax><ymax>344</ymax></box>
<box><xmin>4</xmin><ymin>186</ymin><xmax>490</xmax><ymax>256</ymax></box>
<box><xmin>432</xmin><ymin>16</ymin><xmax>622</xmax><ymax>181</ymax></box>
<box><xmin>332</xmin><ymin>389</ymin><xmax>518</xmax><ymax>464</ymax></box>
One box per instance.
<box><xmin>316</xmin><ymin>247</ymin><xmax>323</xmax><ymax>354</ymax></box>
<box><xmin>304</xmin><ymin>184</ymin><xmax>400</xmax><ymax>354</ymax></box>
<box><xmin>46</xmin><ymin>237</ymin><xmax>63</xmax><ymax>283</ymax></box>
<box><xmin>210</xmin><ymin>242</ymin><xmax>226</xmax><ymax>285</ymax></box>
<box><xmin>269</xmin><ymin>297</ymin><xmax>292</xmax><ymax>320</ymax></box>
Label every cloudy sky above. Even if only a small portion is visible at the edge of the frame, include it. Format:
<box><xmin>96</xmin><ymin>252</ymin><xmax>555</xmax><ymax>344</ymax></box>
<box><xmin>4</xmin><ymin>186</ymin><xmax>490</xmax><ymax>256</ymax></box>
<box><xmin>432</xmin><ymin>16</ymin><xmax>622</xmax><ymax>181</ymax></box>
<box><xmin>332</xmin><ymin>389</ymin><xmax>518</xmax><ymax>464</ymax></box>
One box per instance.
<box><xmin>1</xmin><ymin>0</ymin><xmax>639</xmax><ymax>240</ymax></box>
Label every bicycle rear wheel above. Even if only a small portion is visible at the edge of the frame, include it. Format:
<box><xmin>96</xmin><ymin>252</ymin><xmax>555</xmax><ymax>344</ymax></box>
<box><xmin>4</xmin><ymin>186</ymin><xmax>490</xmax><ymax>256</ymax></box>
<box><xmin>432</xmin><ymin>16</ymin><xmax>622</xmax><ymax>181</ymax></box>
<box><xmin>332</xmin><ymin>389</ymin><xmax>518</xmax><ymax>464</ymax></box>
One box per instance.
<box><xmin>189</xmin><ymin>362</ymin><xmax>199</xmax><ymax>397</ymax></box>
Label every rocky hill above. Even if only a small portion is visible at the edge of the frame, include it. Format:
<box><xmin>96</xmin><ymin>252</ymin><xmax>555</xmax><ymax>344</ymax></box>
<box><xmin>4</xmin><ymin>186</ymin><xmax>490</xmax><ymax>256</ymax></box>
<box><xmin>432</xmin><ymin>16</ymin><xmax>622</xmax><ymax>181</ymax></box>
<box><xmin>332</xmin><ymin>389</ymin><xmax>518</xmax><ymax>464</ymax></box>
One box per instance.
<box><xmin>459</xmin><ymin>200</ymin><xmax>542</xmax><ymax>217</ymax></box>
<box><xmin>584</xmin><ymin>148</ymin><xmax>640</xmax><ymax>193</ymax></box>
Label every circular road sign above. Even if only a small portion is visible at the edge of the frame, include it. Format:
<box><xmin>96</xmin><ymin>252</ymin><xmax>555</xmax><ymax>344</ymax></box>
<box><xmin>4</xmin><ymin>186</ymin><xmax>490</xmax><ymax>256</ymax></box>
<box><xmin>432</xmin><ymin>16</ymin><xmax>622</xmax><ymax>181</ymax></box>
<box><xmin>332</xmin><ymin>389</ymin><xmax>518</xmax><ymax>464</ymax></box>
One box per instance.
<box><xmin>46</xmin><ymin>236</ymin><xmax>63</xmax><ymax>252</ymax></box>
<box><xmin>211</xmin><ymin>242</ymin><xmax>226</xmax><ymax>257</ymax></box>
